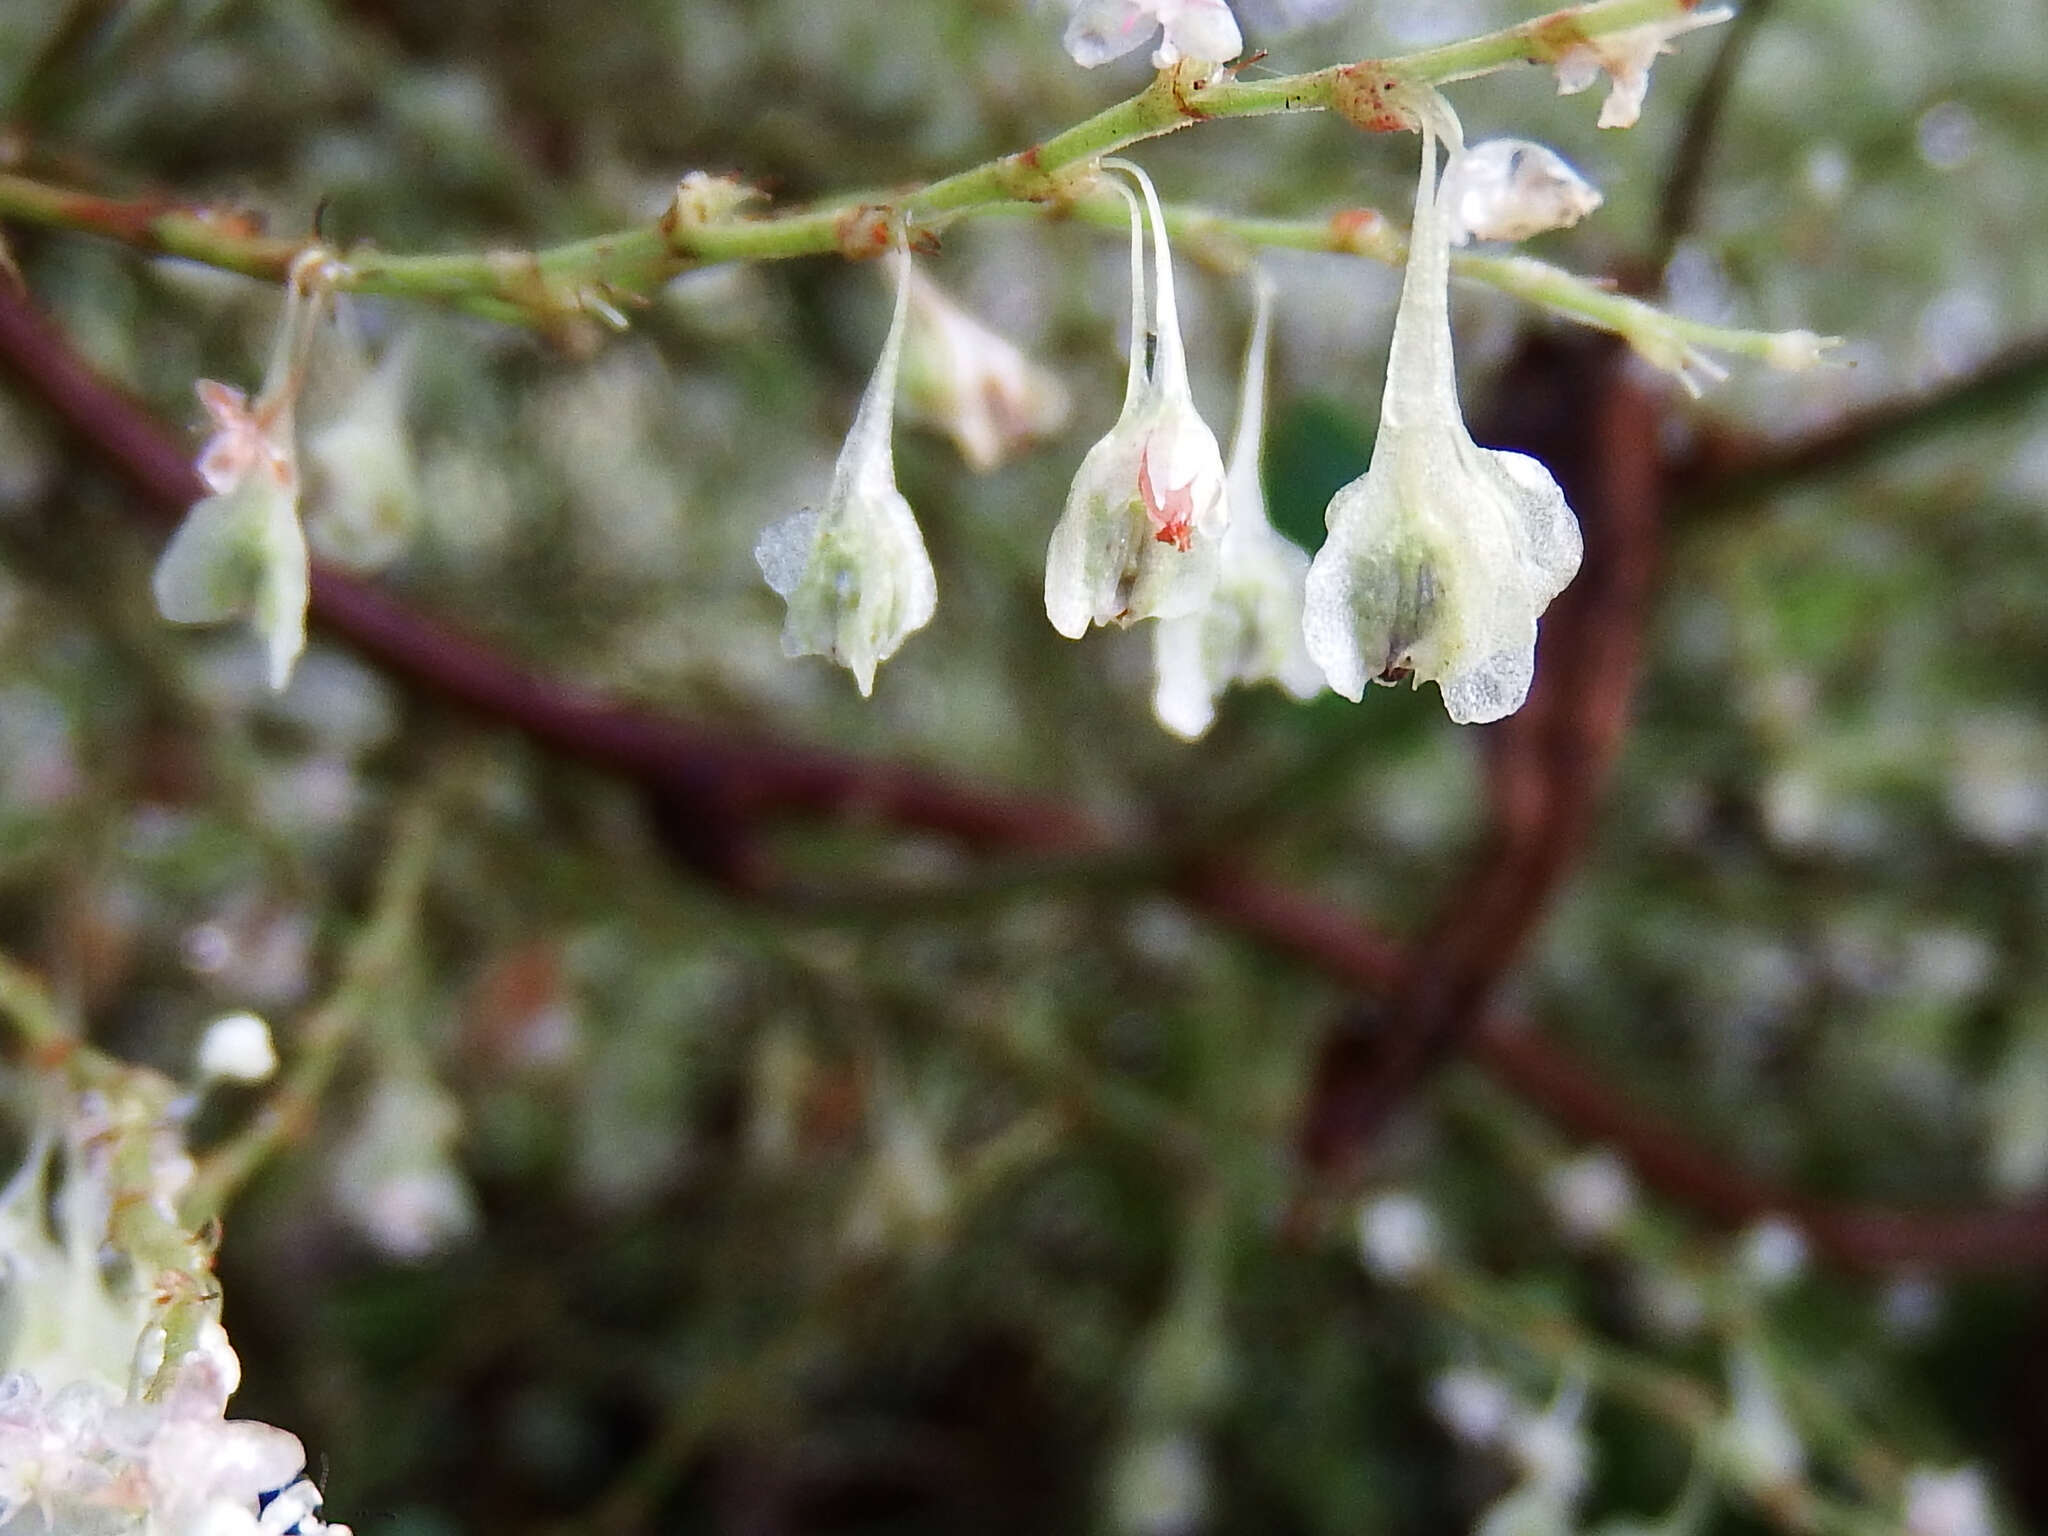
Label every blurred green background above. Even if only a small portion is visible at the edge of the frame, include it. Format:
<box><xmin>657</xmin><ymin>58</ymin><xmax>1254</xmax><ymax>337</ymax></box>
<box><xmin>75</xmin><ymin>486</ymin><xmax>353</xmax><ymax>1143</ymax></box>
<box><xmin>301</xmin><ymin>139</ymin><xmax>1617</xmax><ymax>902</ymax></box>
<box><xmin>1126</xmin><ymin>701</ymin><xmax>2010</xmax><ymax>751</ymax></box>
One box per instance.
<box><xmin>2</xmin><ymin>1</ymin><xmax>2047</xmax><ymax>1532</ymax></box>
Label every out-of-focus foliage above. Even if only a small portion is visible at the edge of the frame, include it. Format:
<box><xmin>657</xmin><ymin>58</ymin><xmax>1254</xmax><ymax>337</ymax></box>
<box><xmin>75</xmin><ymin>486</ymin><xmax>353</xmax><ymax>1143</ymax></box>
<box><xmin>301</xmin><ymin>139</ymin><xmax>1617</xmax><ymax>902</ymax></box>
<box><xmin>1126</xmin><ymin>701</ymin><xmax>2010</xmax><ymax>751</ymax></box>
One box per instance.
<box><xmin>1</xmin><ymin>1</ymin><xmax>2046</xmax><ymax>1532</ymax></box>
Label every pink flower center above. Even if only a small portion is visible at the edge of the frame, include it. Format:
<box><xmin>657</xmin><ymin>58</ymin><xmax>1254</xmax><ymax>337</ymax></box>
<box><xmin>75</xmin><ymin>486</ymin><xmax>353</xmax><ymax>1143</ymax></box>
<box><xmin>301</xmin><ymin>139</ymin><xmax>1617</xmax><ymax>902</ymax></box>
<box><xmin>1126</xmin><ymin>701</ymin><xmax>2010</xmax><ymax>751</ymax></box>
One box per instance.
<box><xmin>1138</xmin><ymin>443</ymin><xmax>1195</xmax><ymax>553</ymax></box>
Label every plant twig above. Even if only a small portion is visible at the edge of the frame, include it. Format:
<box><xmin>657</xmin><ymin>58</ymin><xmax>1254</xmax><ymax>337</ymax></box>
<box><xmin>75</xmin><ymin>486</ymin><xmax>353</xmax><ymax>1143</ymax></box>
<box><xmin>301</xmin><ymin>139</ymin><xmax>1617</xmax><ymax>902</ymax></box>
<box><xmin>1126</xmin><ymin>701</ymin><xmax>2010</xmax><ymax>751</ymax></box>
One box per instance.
<box><xmin>8</xmin><ymin>286</ymin><xmax>2048</xmax><ymax>1274</ymax></box>
<box><xmin>0</xmin><ymin>0</ymin><xmax>1708</xmax><ymax>325</ymax></box>
<box><xmin>181</xmin><ymin>793</ymin><xmax>441</xmax><ymax>1220</ymax></box>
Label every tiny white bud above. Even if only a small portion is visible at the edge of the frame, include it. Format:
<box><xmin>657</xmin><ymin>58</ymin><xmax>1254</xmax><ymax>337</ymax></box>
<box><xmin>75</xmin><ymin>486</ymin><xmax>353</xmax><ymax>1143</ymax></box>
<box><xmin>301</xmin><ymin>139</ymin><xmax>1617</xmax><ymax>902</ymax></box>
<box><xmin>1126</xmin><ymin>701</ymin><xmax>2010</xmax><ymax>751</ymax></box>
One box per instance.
<box><xmin>1543</xmin><ymin>1148</ymin><xmax>1635</xmax><ymax>1244</ymax></box>
<box><xmin>757</xmin><ymin>248</ymin><xmax>936</xmax><ymax>696</ymax></box>
<box><xmin>1737</xmin><ymin>1217</ymin><xmax>1808</xmax><ymax>1291</ymax></box>
<box><xmin>1550</xmin><ymin>7</ymin><xmax>1735</xmax><ymax>130</ymax></box>
<box><xmin>194</xmin><ymin>1012</ymin><xmax>278</xmax><ymax>1084</ymax></box>
<box><xmin>1046</xmin><ymin>162</ymin><xmax>1228</xmax><ymax>638</ymax></box>
<box><xmin>1429</xmin><ymin>1368</ymin><xmax>1515</xmax><ymax>1446</ymax></box>
<box><xmin>1760</xmin><ymin>329</ymin><xmax>1838</xmax><ymax>373</ymax></box>
<box><xmin>1108</xmin><ymin>1431</ymin><xmax>1209</xmax><ymax>1536</ymax></box>
<box><xmin>1903</xmin><ymin>1465</ymin><xmax>1994</xmax><ymax>1536</ymax></box>
<box><xmin>1063</xmin><ymin>0</ymin><xmax>1242</xmax><ymax>71</ymax></box>
<box><xmin>1358</xmin><ymin>1193</ymin><xmax>1438</xmax><ymax>1282</ymax></box>
<box><xmin>1442</xmin><ymin>140</ymin><xmax>1603</xmax><ymax>246</ymax></box>
<box><xmin>899</xmin><ymin>268</ymin><xmax>1069</xmax><ymax>472</ymax></box>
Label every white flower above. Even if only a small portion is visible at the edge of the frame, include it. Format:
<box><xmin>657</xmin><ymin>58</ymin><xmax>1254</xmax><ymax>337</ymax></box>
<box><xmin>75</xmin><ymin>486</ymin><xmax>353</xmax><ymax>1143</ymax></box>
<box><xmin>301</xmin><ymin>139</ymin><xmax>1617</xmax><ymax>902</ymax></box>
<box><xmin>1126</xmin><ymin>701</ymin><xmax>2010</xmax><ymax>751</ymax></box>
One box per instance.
<box><xmin>1357</xmin><ymin>1192</ymin><xmax>1437</xmax><ymax>1282</ymax></box>
<box><xmin>1302</xmin><ymin>92</ymin><xmax>1582</xmax><ymax>724</ymax></box>
<box><xmin>1045</xmin><ymin>161</ymin><xmax>1229</xmax><ymax>638</ymax></box>
<box><xmin>1736</xmin><ymin>1216</ymin><xmax>1808</xmax><ymax>1291</ymax></box>
<box><xmin>1551</xmin><ymin>7</ymin><xmax>1735</xmax><ymax>130</ymax></box>
<box><xmin>1150</xmin><ymin>272</ymin><xmax>1322</xmax><ymax>739</ymax></box>
<box><xmin>1064</xmin><ymin>0</ymin><xmax>1242</xmax><ymax>70</ymax></box>
<box><xmin>1718</xmin><ymin>1346</ymin><xmax>1804</xmax><ymax>1491</ymax></box>
<box><xmin>1429</xmin><ymin>1368</ymin><xmax>1515</xmax><ymax>1446</ymax></box>
<box><xmin>304</xmin><ymin>329</ymin><xmax>420</xmax><ymax>572</ymax></box>
<box><xmin>195</xmin><ymin>1012</ymin><xmax>279</xmax><ymax>1085</ymax></box>
<box><xmin>155</xmin><ymin>384</ymin><xmax>311</xmax><ymax>694</ymax></box>
<box><xmin>1542</xmin><ymin>1148</ymin><xmax>1635</xmax><ymax>1243</ymax></box>
<box><xmin>756</xmin><ymin>248</ymin><xmax>936</xmax><ymax>696</ymax></box>
<box><xmin>1442</xmin><ymin>139</ymin><xmax>1603</xmax><ymax>246</ymax></box>
<box><xmin>1903</xmin><ymin>1466</ymin><xmax>1994</xmax><ymax>1536</ymax></box>
<box><xmin>899</xmin><ymin>268</ymin><xmax>1070</xmax><ymax>472</ymax></box>
<box><xmin>330</xmin><ymin>1075</ymin><xmax>479</xmax><ymax>1260</ymax></box>
<box><xmin>1108</xmin><ymin>1431</ymin><xmax>1208</xmax><ymax>1536</ymax></box>
<box><xmin>155</xmin><ymin>258</ymin><xmax>337</xmax><ymax>693</ymax></box>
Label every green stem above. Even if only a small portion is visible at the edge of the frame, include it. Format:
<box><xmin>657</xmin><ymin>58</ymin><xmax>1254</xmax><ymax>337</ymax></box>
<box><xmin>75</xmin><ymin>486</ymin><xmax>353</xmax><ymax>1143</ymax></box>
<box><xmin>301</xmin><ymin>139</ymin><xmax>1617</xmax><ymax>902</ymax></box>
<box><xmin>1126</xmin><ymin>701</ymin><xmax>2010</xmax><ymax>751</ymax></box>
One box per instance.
<box><xmin>1418</xmin><ymin>1261</ymin><xmax>1906</xmax><ymax>1536</ymax></box>
<box><xmin>0</xmin><ymin>0</ymin><xmax>1707</xmax><ymax>323</ymax></box>
<box><xmin>180</xmin><ymin>793</ymin><xmax>441</xmax><ymax>1222</ymax></box>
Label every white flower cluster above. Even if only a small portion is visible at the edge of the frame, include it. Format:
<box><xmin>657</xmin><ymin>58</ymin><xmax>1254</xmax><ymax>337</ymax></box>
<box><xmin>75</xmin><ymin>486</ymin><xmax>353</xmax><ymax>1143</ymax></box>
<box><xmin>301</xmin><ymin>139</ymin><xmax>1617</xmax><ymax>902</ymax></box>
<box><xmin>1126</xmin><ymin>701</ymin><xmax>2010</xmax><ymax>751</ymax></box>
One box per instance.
<box><xmin>0</xmin><ymin>1089</ymin><xmax>349</xmax><ymax>1536</ymax></box>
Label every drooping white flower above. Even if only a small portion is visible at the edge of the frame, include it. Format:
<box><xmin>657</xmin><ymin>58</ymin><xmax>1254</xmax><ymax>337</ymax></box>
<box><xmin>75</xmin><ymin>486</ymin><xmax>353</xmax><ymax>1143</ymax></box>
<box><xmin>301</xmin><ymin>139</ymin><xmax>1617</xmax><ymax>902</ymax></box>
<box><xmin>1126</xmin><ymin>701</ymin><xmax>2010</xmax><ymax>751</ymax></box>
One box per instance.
<box><xmin>756</xmin><ymin>248</ymin><xmax>936</xmax><ymax>696</ymax></box>
<box><xmin>1151</xmin><ymin>272</ymin><xmax>1321</xmax><ymax>738</ymax></box>
<box><xmin>1045</xmin><ymin>160</ymin><xmax>1229</xmax><ymax>638</ymax></box>
<box><xmin>304</xmin><ymin>326</ymin><xmax>421</xmax><ymax>572</ymax></box>
<box><xmin>152</xmin><ymin>424</ymin><xmax>310</xmax><ymax>694</ymax></box>
<box><xmin>1302</xmin><ymin>91</ymin><xmax>1582</xmax><ymax>724</ymax></box>
<box><xmin>1064</xmin><ymin>0</ymin><xmax>1242</xmax><ymax>70</ymax></box>
<box><xmin>898</xmin><ymin>267</ymin><xmax>1070</xmax><ymax>472</ymax></box>
<box><xmin>1442</xmin><ymin>139</ymin><xmax>1603</xmax><ymax>246</ymax></box>
<box><xmin>1551</xmin><ymin>7</ymin><xmax>1735</xmax><ymax>130</ymax></box>
<box><xmin>154</xmin><ymin>254</ymin><xmax>338</xmax><ymax>693</ymax></box>
<box><xmin>1735</xmin><ymin>1215</ymin><xmax>1808</xmax><ymax>1291</ymax></box>
<box><xmin>329</xmin><ymin>1074</ymin><xmax>479</xmax><ymax>1260</ymax></box>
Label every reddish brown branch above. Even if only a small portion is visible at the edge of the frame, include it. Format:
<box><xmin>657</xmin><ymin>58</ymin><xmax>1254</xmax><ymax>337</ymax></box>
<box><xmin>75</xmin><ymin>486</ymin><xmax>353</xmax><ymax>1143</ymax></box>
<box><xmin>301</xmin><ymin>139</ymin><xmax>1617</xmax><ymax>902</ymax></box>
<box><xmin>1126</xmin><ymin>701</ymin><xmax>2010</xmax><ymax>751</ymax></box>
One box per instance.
<box><xmin>4</xmin><ymin>285</ymin><xmax>2047</xmax><ymax>1274</ymax></box>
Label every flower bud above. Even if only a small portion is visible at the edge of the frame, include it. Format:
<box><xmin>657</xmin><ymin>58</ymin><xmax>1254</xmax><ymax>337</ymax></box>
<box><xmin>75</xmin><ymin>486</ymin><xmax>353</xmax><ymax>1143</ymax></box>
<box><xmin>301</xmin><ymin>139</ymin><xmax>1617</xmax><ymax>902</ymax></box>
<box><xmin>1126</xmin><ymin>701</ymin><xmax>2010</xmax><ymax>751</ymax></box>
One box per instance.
<box><xmin>1151</xmin><ymin>273</ymin><xmax>1322</xmax><ymax>739</ymax></box>
<box><xmin>305</xmin><ymin>329</ymin><xmax>421</xmax><ymax>572</ymax></box>
<box><xmin>1303</xmin><ymin>92</ymin><xmax>1582</xmax><ymax>724</ymax></box>
<box><xmin>194</xmin><ymin>1012</ymin><xmax>278</xmax><ymax>1085</ymax></box>
<box><xmin>1064</xmin><ymin>0</ymin><xmax>1242</xmax><ymax>71</ymax></box>
<box><xmin>1045</xmin><ymin>162</ymin><xmax>1228</xmax><ymax>638</ymax></box>
<box><xmin>756</xmin><ymin>248</ymin><xmax>936</xmax><ymax>696</ymax></box>
<box><xmin>1550</xmin><ymin>7</ymin><xmax>1735</xmax><ymax>129</ymax></box>
<box><xmin>899</xmin><ymin>268</ymin><xmax>1069</xmax><ymax>472</ymax></box>
<box><xmin>1357</xmin><ymin>1192</ymin><xmax>1438</xmax><ymax>1282</ymax></box>
<box><xmin>1903</xmin><ymin>1466</ymin><xmax>1994</xmax><ymax>1536</ymax></box>
<box><xmin>1442</xmin><ymin>139</ymin><xmax>1603</xmax><ymax>246</ymax></box>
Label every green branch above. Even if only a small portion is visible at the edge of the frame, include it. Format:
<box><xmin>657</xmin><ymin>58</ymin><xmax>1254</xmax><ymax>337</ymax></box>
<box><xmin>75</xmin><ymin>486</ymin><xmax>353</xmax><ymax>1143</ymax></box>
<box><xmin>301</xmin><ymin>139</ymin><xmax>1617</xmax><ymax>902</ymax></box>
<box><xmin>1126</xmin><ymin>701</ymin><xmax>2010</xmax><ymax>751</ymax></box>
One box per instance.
<box><xmin>0</xmin><ymin>0</ymin><xmax>1706</xmax><ymax>327</ymax></box>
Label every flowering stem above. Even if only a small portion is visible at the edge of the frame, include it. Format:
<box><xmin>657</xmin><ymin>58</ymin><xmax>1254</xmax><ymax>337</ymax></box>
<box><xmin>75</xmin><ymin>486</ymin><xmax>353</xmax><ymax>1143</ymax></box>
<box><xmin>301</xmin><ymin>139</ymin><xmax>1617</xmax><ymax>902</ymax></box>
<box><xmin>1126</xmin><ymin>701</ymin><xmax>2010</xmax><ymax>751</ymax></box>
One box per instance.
<box><xmin>181</xmin><ymin>792</ymin><xmax>441</xmax><ymax>1223</ymax></box>
<box><xmin>1418</xmin><ymin>1261</ymin><xmax>1907</xmax><ymax>1536</ymax></box>
<box><xmin>0</xmin><ymin>0</ymin><xmax>1705</xmax><ymax>325</ymax></box>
